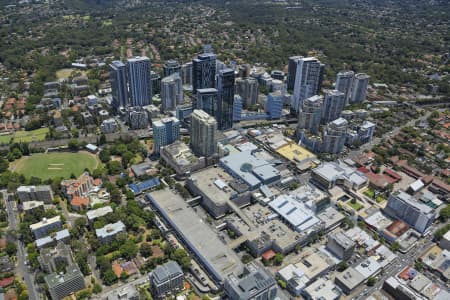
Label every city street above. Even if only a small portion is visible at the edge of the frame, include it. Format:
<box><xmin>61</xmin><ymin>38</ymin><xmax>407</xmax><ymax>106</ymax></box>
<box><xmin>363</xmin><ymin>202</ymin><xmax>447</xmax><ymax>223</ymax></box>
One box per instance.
<box><xmin>353</xmin><ymin>240</ymin><xmax>433</xmax><ymax>300</ymax></box>
<box><xmin>3</xmin><ymin>190</ymin><xmax>40</xmax><ymax>300</ymax></box>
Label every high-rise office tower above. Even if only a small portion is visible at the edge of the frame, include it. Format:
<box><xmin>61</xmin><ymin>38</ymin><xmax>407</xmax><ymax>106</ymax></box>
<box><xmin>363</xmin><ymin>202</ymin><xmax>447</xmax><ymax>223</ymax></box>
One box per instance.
<box><xmin>292</xmin><ymin>57</ymin><xmax>324</xmax><ymax>113</ymax></box>
<box><xmin>217</xmin><ymin>68</ymin><xmax>235</xmax><ymax>130</ymax></box>
<box><xmin>322</xmin><ymin>89</ymin><xmax>345</xmax><ymax>124</ymax></box>
<box><xmin>152</xmin><ymin>117</ymin><xmax>180</xmax><ymax>154</ymax></box>
<box><xmin>350</xmin><ymin>73</ymin><xmax>370</xmax><ymax>104</ymax></box>
<box><xmin>192</xmin><ymin>52</ymin><xmax>216</xmax><ymax>92</ymax></box>
<box><xmin>233</xmin><ymin>95</ymin><xmax>242</xmax><ymax>122</ymax></box>
<box><xmin>190</xmin><ymin>109</ymin><xmax>218</xmax><ymax>157</ymax></box>
<box><xmin>235</xmin><ymin>77</ymin><xmax>259</xmax><ymax>108</ymax></box>
<box><xmin>287</xmin><ymin>55</ymin><xmax>303</xmax><ymax>91</ymax></box>
<box><xmin>151</xmin><ymin>71</ymin><xmax>161</xmax><ymax>95</ymax></box>
<box><xmin>160</xmin><ymin>73</ymin><xmax>183</xmax><ymax>112</ymax></box>
<box><xmin>181</xmin><ymin>62</ymin><xmax>193</xmax><ymax>85</ymax></box>
<box><xmin>238</xmin><ymin>64</ymin><xmax>251</xmax><ymax>78</ymax></box>
<box><xmin>297</xmin><ymin>95</ymin><xmax>323</xmax><ymax>134</ymax></box>
<box><xmin>322</xmin><ymin>117</ymin><xmax>348</xmax><ymax>154</ymax></box>
<box><xmin>196</xmin><ymin>88</ymin><xmax>218</xmax><ymax>117</ymax></box>
<box><xmin>127</xmin><ymin>107</ymin><xmax>149</xmax><ymax>130</ymax></box>
<box><xmin>335</xmin><ymin>70</ymin><xmax>354</xmax><ymax>106</ymax></box>
<box><xmin>266</xmin><ymin>91</ymin><xmax>283</xmax><ymax>119</ymax></box>
<box><xmin>127</xmin><ymin>56</ymin><xmax>152</xmax><ymax>107</ymax></box>
<box><xmin>163</xmin><ymin>59</ymin><xmax>181</xmax><ymax>77</ymax></box>
<box><xmin>216</xmin><ymin>59</ymin><xmax>227</xmax><ymax>76</ymax></box>
<box><xmin>109</xmin><ymin>61</ymin><xmax>128</xmax><ymax>110</ymax></box>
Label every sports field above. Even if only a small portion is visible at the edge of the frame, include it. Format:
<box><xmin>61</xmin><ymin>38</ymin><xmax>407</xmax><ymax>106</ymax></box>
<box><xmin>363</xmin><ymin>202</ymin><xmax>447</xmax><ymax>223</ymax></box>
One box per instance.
<box><xmin>0</xmin><ymin>128</ymin><xmax>49</xmax><ymax>145</ymax></box>
<box><xmin>11</xmin><ymin>152</ymin><xmax>100</xmax><ymax>180</ymax></box>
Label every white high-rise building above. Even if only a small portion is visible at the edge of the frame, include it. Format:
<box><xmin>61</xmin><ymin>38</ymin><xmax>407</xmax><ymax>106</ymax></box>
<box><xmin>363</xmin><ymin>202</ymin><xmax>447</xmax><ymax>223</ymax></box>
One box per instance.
<box><xmin>336</xmin><ymin>70</ymin><xmax>354</xmax><ymax>106</ymax></box>
<box><xmin>161</xmin><ymin>73</ymin><xmax>183</xmax><ymax>112</ymax></box>
<box><xmin>152</xmin><ymin>117</ymin><xmax>180</xmax><ymax>154</ymax></box>
<box><xmin>350</xmin><ymin>73</ymin><xmax>370</xmax><ymax>104</ymax></box>
<box><xmin>292</xmin><ymin>57</ymin><xmax>324</xmax><ymax>113</ymax></box>
<box><xmin>297</xmin><ymin>95</ymin><xmax>323</xmax><ymax>134</ymax></box>
<box><xmin>190</xmin><ymin>109</ymin><xmax>217</xmax><ymax>157</ymax></box>
<box><xmin>322</xmin><ymin>89</ymin><xmax>345</xmax><ymax>123</ymax></box>
<box><xmin>322</xmin><ymin>118</ymin><xmax>348</xmax><ymax>154</ymax></box>
<box><xmin>127</xmin><ymin>56</ymin><xmax>152</xmax><ymax>107</ymax></box>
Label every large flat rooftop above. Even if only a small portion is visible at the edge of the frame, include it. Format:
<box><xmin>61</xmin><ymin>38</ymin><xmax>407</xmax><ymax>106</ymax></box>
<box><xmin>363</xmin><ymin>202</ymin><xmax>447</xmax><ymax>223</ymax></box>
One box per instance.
<box><xmin>147</xmin><ymin>189</ymin><xmax>244</xmax><ymax>283</ymax></box>
<box><xmin>189</xmin><ymin>167</ymin><xmax>237</xmax><ymax>206</ymax></box>
<box><xmin>226</xmin><ymin>203</ymin><xmax>300</xmax><ymax>251</ymax></box>
<box><xmin>220</xmin><ymin>151</ymin><xmax>280</xmax><ymax>188</ymax></box>
<box><xmin>276</xmin><ymin>143</ymin><xmax>316</xmax><ymax>164</ymax></box>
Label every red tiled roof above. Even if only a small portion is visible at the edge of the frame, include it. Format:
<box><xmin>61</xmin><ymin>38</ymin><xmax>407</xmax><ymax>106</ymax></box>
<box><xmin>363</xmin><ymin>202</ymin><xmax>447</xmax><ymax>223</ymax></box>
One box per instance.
<box><xmin>398</xmin><ymin>267</ymin><xmax>413</xmax><ymax>280</ymax></box>
<box><xmin>112</xmin><ymin>262</ymin><xmax>123</xmax><ymax>278</ymax></box>
<box><xmin>431</xmin><ymin>178</ymin><xmax>450</xmax><ymax>193</ymax></box>
<box><xmin>383</xmin><ymin>169</ymin><xmax>402</xmax><ymax>181</ymax></box>
<box><xmin>357</xmin><ymin>167</ymin><xmax>370</xmax><ymax>173</ymax></box>
<box><xmin>70</xmin><ymin>196</ymin><xmax>89</xmax><ymax>208</ymax></box>
<box><xmin>0</xmin><ymin>276</ymin><xmax>15</xmax><ymax>287</ymax></box>
<box><xmin>262</xmin><ymin>249</ymin><xmax>276</xmax><ymax>260</ymax></box>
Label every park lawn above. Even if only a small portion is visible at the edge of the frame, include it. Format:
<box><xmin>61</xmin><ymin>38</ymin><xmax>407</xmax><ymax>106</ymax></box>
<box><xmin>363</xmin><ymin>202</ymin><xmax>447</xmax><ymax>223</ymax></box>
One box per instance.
<box><xmin>0</xmin><ymin>134</ymin><xmax>12</xmax><ymax>145</ymax></box>
<box><xmin>364</xmin><ymin>188</ymin><xmax>375</xmax><ymax>199</ymax></box>
<box><xmin>376</xmin><ymin>195</ymin><xmax>386</xmax><ymax>203</ymax></box>
<box><xmin>348</xmin><ymin>200</ymin><xmax>364</xmax><ymax>211</ymax></box>
<box><xmin>13</xmin><ymin>128</ymin><xmax>49</xmax><ymax>143</ymax></box>
<box><xmin>56</xmin><ymin>68</ymin><xmax>87</xmax><ymax>79</ymax></box>
<box><xmin>12</xmin><ymin>152</ymin><xmax>99</xmax><ymax>180</ymax></box>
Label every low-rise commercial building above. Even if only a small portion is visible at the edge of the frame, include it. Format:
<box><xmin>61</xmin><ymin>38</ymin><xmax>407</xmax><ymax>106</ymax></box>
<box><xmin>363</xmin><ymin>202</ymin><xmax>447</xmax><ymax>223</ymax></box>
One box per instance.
<box><xmin>334</xmin><ymin>267</ymin><xmax>365</xmax><ymax>294</ymax></box>
<box><xmin>149</xmin><ymin>261</ymin><xmax>184</xmax><ymax>299</ymax></box>
<box><xmin>302</xmin><ymin>278</ymin><xmax>341</xmax><ymax>300</ymax></box>
<box><xmin>326</xmin><ymin>232</ymin><xmax>355</xmax><ymax>260</ymax></box>
<box><xmin>268</xmin><ymin>194</ymin><xmax>322</xmax><ymax>233</ymax></box>
<box><xmin>160</xmin><ymin>141</ymin><xmax>206</xmax><ymax>177</ymax></box>
<box><xmin>219</xmin><ymin>151</ymin><xmax>280</xmax><ymax>190</ymax></box>
<box><xmin>147</xmin><ymin>189</ymin><xmax>244</xmax><ymax>283</ymax></box>
<box><xmin>38</xmin><ymin>243</ymin><xmax>73</xmax><ymax>273</ymax></box>
<box><xmin>45</xmin><ymin>265</ymin><xmax>86</xmax><ymax>300</ymax></box>
<box><xmin>35</xmin><ymin>229</ymin><xmax>70</xmax><ymax>249</ymax></box>
<box><xmin>384</xmin><ymin>190</ymin><xmax>436</xmax><ymax>234</ymax></box>
<box><xmin>22</xmin><ymin>200</ymin><xmax>44</xmax><ymax>215</ymax></box>
<box><xmin>383</xmin><ymin>266</ymin><xmax>450</xmax><ymax>300</ymax></box>
<box><xmin>30</xmin><ymin>216</ymin><xmax>62</xmax><ymax>239</ymax></box>
<box><xmin>86</xmin><ymin>206</ymin><xmax>113</xmax><ymax>224</ymax></box>
<box><xmin>440</xmin><ymin>231</ymin><xmax>450</xmax><ymax>251</ymax></box>
<box><xmin>421</xmin><ymin>245</ymin><xmax>450</xmax><ymax>282</ymax></box>
<box><xmin>17</xmin><ymin>185</ymin><xmax>53</xmax><ymax>203</ymax></box>
<box><xmin>95</xmin><ymin>221</ymin><xmax>126</xmax><ymax>244</ymax></box>
<box><xmin>224</xmin><ymin>263</ymin><xmax>278</xmax><ymax>300</ymax></box>
<box><xmin>187</xmin><ymin>167</ymin><xmax>251</xmax><ymax>219</ymax></box>
<box><xmin>311</xmin><ymin>161</ymin><xmax>368</xmax><ymax>190</ymax></box>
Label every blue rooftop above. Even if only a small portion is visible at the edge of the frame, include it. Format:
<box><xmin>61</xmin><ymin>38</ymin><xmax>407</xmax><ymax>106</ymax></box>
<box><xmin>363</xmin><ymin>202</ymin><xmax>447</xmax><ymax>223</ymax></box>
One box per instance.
<box><xmin>129</xmin><ymin>177</ymin><xmax>161</xmax><ymax>195</ymax></box>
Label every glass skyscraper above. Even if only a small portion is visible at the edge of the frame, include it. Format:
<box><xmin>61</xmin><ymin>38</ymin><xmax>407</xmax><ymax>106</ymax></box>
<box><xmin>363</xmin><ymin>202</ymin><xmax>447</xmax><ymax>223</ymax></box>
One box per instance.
<box><xmin>109</xmin><ymin>60</ymin><xmax>128</xmax><ymax>110</ymax></box>
<box><xmin>292</xmin><ymin>57</ymin><xmax>324</xmax><ymax>113</ymax></box>
<box><xmin>217</xmin><ymin>68</ymin><xmax>235</xmax><ymax>130</ymax></box>
<box><xmin>192</xmin><ymin>52</ymin><xmax>216</xmax><ymax>92</ymax></box>
<box><xmin>127</xmin><ymin>56</ymin><xmax>152</xmax><ymax>107</ymax></box>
